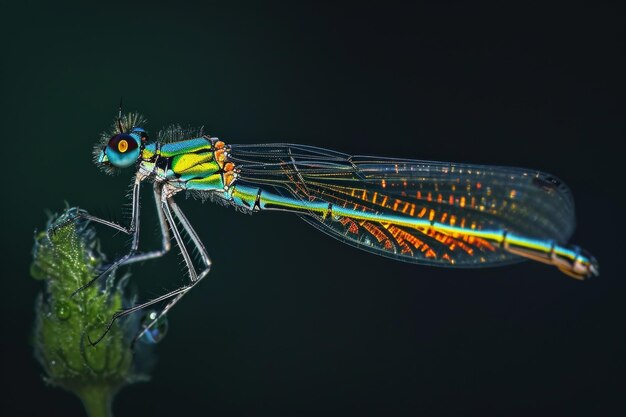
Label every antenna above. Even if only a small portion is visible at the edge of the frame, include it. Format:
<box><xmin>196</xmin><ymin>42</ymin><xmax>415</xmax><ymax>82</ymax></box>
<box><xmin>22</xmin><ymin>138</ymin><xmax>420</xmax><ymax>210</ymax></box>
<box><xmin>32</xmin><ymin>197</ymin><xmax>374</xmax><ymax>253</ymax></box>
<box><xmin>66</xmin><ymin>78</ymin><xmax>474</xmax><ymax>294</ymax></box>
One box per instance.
<box><xmin>117</xmin><ymin>97</ymin><xmax>125</xmax><ymax>133</ymax></box>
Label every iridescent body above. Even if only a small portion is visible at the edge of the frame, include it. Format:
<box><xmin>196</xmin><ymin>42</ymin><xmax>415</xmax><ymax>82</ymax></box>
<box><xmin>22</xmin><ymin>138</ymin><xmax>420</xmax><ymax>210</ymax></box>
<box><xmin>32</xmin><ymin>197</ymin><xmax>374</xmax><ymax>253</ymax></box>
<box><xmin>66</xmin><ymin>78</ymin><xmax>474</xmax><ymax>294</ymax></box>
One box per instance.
<box><xmin>75</xmin><ymin>113</ymin><xmax>598</xmax><ymax>342</ymax></box>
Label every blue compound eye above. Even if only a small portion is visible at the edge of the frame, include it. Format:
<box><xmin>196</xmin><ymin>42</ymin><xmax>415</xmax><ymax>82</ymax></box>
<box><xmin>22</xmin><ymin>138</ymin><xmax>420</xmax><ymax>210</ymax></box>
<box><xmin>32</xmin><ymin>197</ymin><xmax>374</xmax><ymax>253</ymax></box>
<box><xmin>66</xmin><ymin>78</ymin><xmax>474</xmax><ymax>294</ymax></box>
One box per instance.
<box><xmin>106</xmin><ymin>133</ymin><xmax>141</xmax><ymax>168</ymax></box>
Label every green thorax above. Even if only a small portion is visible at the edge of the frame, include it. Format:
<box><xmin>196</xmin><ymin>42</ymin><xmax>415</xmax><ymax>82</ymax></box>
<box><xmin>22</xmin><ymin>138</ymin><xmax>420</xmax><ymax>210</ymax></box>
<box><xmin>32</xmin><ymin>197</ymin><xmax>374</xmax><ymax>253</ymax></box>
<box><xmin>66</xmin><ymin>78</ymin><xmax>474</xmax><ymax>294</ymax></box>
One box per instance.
<box><xmin>139</xmin><ymin>137</ymin><xmax>233</xmax><ymax>191</ymax></box>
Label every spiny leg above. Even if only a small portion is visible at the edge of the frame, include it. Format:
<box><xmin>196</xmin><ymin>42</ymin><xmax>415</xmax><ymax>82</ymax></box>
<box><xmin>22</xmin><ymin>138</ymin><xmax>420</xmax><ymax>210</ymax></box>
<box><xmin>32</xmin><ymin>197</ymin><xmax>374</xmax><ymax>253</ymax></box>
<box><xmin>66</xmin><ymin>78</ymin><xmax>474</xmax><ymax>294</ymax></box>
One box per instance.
<box><xmin>89</xmin><ymin>190</ymin><xmax>212</xmax><ymax>346</ymax></box>
<box><xmin>79</xmin><ymin>182</ymin><xmax>173</xmax><ymax>293</ymax></box>
<box><xmin>67</xmin><ymin>175</ymin><xmax>143</xmax><ymax>295</ymax></box>
<box><xmin>133</xmin><ymin>197</ymin><xmax>213</xmax><ymax>343</ymax></box>
<box><xmin>88</xmin><ymin>283</ymin><xmax>192</xmax><ymax>346</ymax></box>
<box><xmin>88</xmin><ymin>194</ymin><xmax>191</xmax><ymax>346</ymax></box>
<box><xmin>52</xmin><ymin>174</ymin><xmax>143</xmax><ymax>237</ymax></box>
<box><xmin>170</xmin><ymin>198</ymin><xmax>211</xmax><ymax>269</ymax></box>
<box><xmin>71</xmin><ymin>179</ymin><xmax>173</xmax><ymax>296</ymax></box>
<box><xmin>116</xmin><ymin>182</ymin><xmax>172</xmax><ymax>266</ymax></box>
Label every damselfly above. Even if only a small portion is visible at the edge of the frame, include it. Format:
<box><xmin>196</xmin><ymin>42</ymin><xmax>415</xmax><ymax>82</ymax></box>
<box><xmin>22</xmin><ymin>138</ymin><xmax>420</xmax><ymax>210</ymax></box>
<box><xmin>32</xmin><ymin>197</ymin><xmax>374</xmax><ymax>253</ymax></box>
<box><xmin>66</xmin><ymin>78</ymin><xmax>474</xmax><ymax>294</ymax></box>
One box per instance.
<box><xmin>67</xmin><ymin>112</ymin><xmax>598</xmax><ymax>344</ymax></box>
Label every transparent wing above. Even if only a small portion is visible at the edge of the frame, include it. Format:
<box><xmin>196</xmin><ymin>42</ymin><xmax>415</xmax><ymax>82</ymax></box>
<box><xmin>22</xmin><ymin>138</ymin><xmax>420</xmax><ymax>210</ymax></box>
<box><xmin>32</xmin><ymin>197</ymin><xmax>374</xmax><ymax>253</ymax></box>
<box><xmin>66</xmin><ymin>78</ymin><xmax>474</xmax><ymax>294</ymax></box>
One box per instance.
<box><xmin>228</xmin><ymin>143</ymin><xmax>576</xmax><ymax>267</ymax></box>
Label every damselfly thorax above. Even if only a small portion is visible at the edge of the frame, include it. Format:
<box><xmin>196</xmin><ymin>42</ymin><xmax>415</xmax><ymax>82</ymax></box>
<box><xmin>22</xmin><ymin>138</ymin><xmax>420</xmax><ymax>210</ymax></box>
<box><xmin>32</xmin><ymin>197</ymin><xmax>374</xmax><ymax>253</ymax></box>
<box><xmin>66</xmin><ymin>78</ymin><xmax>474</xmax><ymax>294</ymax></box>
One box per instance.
<box><xmin>132</xmin><ymin>137</ymin><xmax>237</xmax><ymax>191</ymax></box>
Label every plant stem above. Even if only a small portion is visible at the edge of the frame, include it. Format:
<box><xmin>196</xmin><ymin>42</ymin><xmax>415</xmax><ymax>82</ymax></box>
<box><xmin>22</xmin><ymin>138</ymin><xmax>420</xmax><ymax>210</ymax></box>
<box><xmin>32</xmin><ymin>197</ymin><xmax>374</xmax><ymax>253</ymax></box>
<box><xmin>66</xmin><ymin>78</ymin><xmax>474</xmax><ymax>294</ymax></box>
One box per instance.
<box><xmin>77</xmin><ymin>385</ymin><xmax>115</xmax><ymax>417</ymax></box>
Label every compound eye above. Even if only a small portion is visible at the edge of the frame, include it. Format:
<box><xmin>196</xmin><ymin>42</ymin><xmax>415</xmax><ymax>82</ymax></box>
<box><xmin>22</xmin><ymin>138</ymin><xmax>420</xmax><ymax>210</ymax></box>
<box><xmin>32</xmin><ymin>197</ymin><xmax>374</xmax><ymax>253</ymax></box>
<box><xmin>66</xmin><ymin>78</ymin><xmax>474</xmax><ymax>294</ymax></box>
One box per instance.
<box><xmin>106</xmin><ymin>133</ymin><xmax>140</xmax><ymax>168</ymax></box>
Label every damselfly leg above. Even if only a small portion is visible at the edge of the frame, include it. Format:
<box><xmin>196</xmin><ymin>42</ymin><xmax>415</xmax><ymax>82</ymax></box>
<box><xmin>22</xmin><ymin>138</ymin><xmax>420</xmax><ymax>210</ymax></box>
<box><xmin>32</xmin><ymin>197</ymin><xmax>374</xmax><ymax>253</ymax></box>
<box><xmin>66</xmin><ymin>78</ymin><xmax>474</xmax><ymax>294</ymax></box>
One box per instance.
<box><xmin>133</xmin><ymin>194</ymin><xmax>212</xmax><ymax>343</ymax></box>
<box><xmin>58</xmin><ymin>177</ymin><xmax>172</xmax><ymax>296</ymax></box>
<box><xmin>48</xmin><ymin>176</ymin><xmax>141</xmax><ymax>238</ymax></box>
<box><xmin>88</xmin><ymin>187</ymin><xmax>212</xmax><ymax>345</ymax></box>
<box><xmin>120</xmin><ymin>182</ymin><xmax>172</xmax><ymax>266</ymax></box>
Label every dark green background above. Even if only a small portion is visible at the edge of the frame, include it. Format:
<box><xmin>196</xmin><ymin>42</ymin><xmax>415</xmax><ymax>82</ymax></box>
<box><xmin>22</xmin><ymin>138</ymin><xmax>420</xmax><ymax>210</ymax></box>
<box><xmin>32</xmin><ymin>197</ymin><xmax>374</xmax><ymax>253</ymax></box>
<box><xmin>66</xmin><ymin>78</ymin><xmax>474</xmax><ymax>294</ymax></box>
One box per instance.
<box><xmin>1</xmin><ymin>2</ymin><xmax>624</xmax><ymax>416</ymax></box>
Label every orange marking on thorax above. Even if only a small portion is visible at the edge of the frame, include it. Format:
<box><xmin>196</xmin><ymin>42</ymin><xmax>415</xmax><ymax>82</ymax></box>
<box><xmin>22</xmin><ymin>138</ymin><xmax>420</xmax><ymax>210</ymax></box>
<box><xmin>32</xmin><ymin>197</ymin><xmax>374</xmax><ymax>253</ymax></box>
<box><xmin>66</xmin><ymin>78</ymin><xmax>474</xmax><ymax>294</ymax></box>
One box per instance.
<box><xmin>450</xmin><ymin>215</ymin><xmax>456</xmax><ymax>226</ymax></box>
<box><xmin>372</xmin><ymin>192</ymin><xmax>378</xmax><ymax>204</ymax></box>
<box><xmin>437</xmin><ymin>194</ymin><xmax>443</xmax><ymax>203</ymax></box>
<box><xmin>214</xmin><ymin>149</ymin><xmax>227</xmax><ymax>169</ymax></box>
<box><xmin>417</xmin><ymin>191</ymin><xmax>422</xmax><ymax>199</ymax></box>
<box><xmin>418</xmin><ymin>207</ymin><xmax>427</xmax><ymax>218</ymax></box>
<box><xmin>393</xmin><ymin>199</ymin><xmax>400</xmax><ymax>211</ymax></box>
<box><xmin>224</xmin><ymin>172</ymin><xmax>236</xmax><ymax>186</ymax></box>
<box><xmin>381</xmin><ymin>196</ymin><xmax>388</xmax><ymax>206</ymax></box>
<box><xmin>440</xmin><ymin>212</ymin><xmax>448</xmax><ymax>223</ymax></box>
<box><xmin>427</xmin><ymin>192</ymin><xmax>432</xmax><ymax>202</ymax></box>
<box><xmin>449</xmin><ymin>195</ymin><xmax>454</xmax><ymax>205</ymax></box>
<box><xmin>428</xmin><ymin>209</ymin><xmax>435</xmax><ymax>221</ymax></box>
<box><xmin>460</xmin><ymin>196</ymin><xmax>466</xmax><ymax>208</ymax></box>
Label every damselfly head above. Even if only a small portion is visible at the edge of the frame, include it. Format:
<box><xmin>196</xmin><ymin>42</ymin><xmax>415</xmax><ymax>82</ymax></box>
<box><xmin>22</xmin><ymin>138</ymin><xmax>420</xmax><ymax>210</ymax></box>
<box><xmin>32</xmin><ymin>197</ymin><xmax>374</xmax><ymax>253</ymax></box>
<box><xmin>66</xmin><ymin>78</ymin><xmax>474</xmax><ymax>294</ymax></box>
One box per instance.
<box><xmin>100</xmin><ymin>132</ymin><xmax>142</xmax><ymax>168</ymax></box>
<box><xmin>94</xmin><ymin>112</ymin><xmax>147</xmax><ymax>174</ymax></box>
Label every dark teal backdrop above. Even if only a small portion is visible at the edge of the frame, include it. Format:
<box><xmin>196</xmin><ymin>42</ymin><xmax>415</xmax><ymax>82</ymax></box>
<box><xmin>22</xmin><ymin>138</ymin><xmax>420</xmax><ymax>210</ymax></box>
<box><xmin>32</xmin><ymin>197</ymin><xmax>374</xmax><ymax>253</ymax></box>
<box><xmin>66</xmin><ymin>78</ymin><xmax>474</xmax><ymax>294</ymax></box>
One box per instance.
<box><xmin>1</xmin><ymin>2</ymin><xmax>624</xmax><ymax>416</ymax></box>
